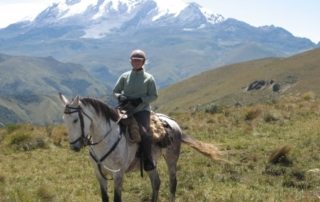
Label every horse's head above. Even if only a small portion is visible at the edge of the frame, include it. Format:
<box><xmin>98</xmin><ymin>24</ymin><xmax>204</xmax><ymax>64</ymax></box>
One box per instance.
<box><xmin>59</xmin><ymin>93</ymin><xmax>93</xmax><ymax>152</ymax></box>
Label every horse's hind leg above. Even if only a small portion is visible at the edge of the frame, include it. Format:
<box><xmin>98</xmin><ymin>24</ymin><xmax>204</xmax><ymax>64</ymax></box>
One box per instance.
<box><xmin>148</xmin><ymin>169</ymin><xmax>161</xmax><ymax>202</ymax></box>
<box><xmin>164</xmin><ymin>142</ymin><xmax>181</xmax><ymax>202</ymax></box>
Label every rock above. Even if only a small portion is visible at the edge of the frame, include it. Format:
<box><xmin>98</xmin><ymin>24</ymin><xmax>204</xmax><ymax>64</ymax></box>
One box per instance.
<box><xmin>247</xmin><ymin>80</ymin><xmax>266</xmax><ymax>91</ymax></box>
<box><xmin>246</xmin><ymin>80</ymin><xmax>280</xmax><ymax>92</ymax></box>
<box><xmin>272</xmin><ymin>83</ymin><xmax>281</xmax><ymax>92</ymax></box>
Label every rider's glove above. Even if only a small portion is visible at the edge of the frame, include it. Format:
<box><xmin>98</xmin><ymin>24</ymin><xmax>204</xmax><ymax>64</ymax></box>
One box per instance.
<box><xmin>129</xmin><ymin>98</ymin><xmax>143</xmax><ymax>107</ymax></box>
<box><xmin>118</xmin><ymin>94</ymin><xmax>128</xmax><ymax>103</ymax></box>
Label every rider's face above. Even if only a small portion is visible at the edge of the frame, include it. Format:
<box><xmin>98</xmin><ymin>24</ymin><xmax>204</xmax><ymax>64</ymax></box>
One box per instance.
<box><xmin>130</xmin><ymin>57</ymin><xmax>145</xmax><ymax>70</ymax></box>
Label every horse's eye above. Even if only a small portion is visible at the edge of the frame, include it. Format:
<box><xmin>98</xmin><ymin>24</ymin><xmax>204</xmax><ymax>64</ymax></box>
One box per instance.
<box><xmin>73</xmin><ymin>119</ymin><xmax>78</xmax><ymax>124</ymax></box>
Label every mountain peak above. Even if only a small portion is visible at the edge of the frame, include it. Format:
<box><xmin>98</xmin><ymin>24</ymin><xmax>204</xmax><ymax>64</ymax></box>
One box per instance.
<box><xmin>30</xmin><ymin>0</ymin><xmax>224</xmax><ymax>38</ymax></box>
<box><xmin>65</xmin><ymin>0</ymin><xmax>81</xmax><ymax>6</ymax></box>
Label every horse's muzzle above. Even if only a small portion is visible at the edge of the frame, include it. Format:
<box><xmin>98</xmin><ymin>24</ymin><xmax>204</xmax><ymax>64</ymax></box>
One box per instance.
<box><xmin>70</xmin><ymin>140</ymin><xmax>83</xmax><ymax>152</ymax></box>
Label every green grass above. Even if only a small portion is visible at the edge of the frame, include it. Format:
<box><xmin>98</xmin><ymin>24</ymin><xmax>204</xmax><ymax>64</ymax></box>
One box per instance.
<box><xmin>155</xmin><ymin>48</ymin><xmax>320</xmax><ymax>113</ymax></box>
<box><xmin>0</xmin><ymin>94</ymin><xmax>320</xmax><ymax>201</ymax></box>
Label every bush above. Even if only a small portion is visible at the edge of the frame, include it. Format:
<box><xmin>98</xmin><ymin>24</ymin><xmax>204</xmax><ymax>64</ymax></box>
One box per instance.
<box><xmin>0</xmin><ymin>174</ymin><xmax>5</xmax><ymax>183</ymax></box>
<box><xmin>37</xmin><ymin>186</ymin><xmax>55</xmax><ymax>202</ymax></box>
<box><xmin>302</xmin><ymin>91</ymin><xmax>316</xmax><ymax>101</ymax></box>
<box><xmin>282</xmin><ymin>169</ymin><xmax>310</xmax><ymax>190</ymax></box>
<box><xmin>204</xmin><ymin>104</ymin><xmax>223</xmax><ymax>114</ymax></box>
<box><xmin>5</xmin><ymin>124</ymin><xmax>21</xmax><ymax>133</ymax></box>
<box><xmin>268</xmin><ymin>145</ymin><xmax>292</xmax><ymax>165</ymax></box>
<box><xmin>245</xmin><ymin>108</ymin><xmax>262</xmax><ymax>121</ymax></box>
<box><xmin>264</xmin><ymin>110</ymin><xmax>282</xmax><ymax>123</ymax></box>
<box><xmin>50</xmin><ymin>125</ymin><xmax>68</xmax><ymax>146</ymax></box>
<box><xmin>9</xmin><ymin>132</ymin><xmax>47</xmax><ymax>151</ymax></box>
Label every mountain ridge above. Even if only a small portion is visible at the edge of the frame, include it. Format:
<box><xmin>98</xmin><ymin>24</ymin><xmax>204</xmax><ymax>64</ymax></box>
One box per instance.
<box><xmin>0</xmin><ymin>0</ymin><xmax>317</xmax><ymax>88</ymax></box>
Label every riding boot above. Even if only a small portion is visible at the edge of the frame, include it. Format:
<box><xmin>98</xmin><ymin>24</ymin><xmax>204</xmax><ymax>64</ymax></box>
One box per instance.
<box><xmin>141</xmin><ymin>134</ymin><xmax>155</xmax><ymax>171</ymax></box>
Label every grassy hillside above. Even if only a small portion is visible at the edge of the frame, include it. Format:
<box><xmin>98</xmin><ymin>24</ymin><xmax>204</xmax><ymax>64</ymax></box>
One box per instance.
<box><xmin>154</xmin><ymin>48</ymin><xmax>320</xmax><ymax>112</ymax></box>
<box><xmin>0</xmin><ymin>93</ymin><xmax>319</xmax><ymax>201</ymax></box>
<box><xmin>0</xmin><ymin>53</ymin><xmax>110</xmax><ymax>124</ymax></box>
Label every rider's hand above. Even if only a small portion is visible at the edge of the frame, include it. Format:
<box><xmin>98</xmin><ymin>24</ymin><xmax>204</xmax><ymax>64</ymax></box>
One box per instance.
<box><xmin>129</xmin><ymin>98</ymin><xmax>142</xmax><ymax>106</ymax></box>
<box><xmin>118</xmin><ymin>94</ymin><xmax>128</xmax><ymax>103</ymax></box>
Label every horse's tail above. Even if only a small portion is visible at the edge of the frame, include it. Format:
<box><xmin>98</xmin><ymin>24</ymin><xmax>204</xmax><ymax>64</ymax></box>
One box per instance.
<box><xmin>181</xmin><ymin>133</ymin><xmax>222</xmax><ymax>161</ymax></box>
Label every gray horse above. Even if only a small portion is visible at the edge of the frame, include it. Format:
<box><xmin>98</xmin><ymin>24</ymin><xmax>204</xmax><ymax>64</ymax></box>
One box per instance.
<box><xmin>59</xmin><ymin>93</ymin><xmax>221</xmax><ymax>202</ymax></box>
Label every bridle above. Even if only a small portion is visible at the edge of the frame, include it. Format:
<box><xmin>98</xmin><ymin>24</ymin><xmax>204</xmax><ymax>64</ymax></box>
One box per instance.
<box><xmin>64</xmin><ymin>104</ymin><xmax>124</xmax><ymax>179</ymax></box>
<box><xmin>64</xmin><ymin>105</ymin><xmax>114</xmax><ymax>146</ymax></box>
<box><xmin>64</xmin><ymin>105</ymin><xmax>94</xmax><ymax>146</ymax></box>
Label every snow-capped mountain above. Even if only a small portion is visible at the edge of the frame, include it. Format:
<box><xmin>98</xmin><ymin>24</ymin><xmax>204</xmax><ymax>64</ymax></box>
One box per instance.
<box><xmin>31</xmin><ymin>0</ymin><xmax>224</xmax><ymax>38</ymax></box>
<box><xmin>0</xmin><ymin>0</ymin><xmax>316</xmax><ymax>88</ymax></box>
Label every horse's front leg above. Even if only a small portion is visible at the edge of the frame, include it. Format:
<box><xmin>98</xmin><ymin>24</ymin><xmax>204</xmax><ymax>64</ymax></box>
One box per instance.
<box><xmin>113</xmin><ymin>172</ymin><xmax>124</xmax><ymax>202</ymax></box>
<box><xmin>98</xmin><ymin>177</ymin><xmax>109</xmax><ymax>202</ymax></box>
<box><xmin>93</xmin><ymin>165</ymin><xmax>109</xmax><ymax>202</ymax></box>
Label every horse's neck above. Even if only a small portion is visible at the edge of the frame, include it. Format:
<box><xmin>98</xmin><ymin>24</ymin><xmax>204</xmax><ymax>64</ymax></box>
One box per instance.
<box><xmin>91</xmin><ymin>116</ymin><xmax>119</xmax><ymax>145</ymax></box>
<box><xmin>90</xmin><ymin>114</ymin><xmax>138</xmax><ymax>170</ymax></box>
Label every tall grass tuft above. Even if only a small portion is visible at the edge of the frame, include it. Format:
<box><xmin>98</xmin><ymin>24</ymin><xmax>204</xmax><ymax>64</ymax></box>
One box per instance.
<box><xmin>204</xmin><ymin>103</ymin><xmax>224</xmax><ymax>114</ymax></box>
<box><xmin>264</xmin><ymin>110</ymin><xmax>282</xmax><ymax>123</ymax></box>
<box><xmin>268</xmin><ymin>145</ymin><xmax>292</xmax><ymax>165</ymax></box>
<box><xmin>9</xmin><ymin>132</ymin><xmax>47</xmax><ymax>151</ymax></box>
<box><xmin>50</xmin><ymin>125</ymin><xmax>67</xmax><ymax>146</ymax></box>
<box><xmin>282</xmin><ymin>169</ymin><xmax>310</xmax><ymax>190</ymax></box>
<box><xmin>5</xmin><ymin>124</ymin><xmax>21</xmax><ymax>133</ymax></box>
<box><xmin>245</xmin><ymin>107</ymin><xmax>262</xmax><ymax>121</ymax></box>
<box><xmin>37</xmin><ymin>186</ymin><xmax>55</xmax><ymax>202</ymax></box>
<box><xmin>302</xmin><ymin>91</ymin><xmax>316</xmax><ymax>101</ymax></box>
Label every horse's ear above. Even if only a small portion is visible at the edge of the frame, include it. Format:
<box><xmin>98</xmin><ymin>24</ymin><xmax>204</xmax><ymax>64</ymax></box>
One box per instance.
<box><xmin>74</xmin><ymin>96</ymin><xmax>81</xmax><ymax>105</ymax></box>
<box><xmin>59</xmin><ymin>92</ymin><xmax>69</xmax><ymax>106</ymax></box>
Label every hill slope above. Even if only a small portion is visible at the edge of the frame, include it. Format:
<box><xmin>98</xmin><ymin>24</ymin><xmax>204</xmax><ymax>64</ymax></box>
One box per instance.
<box><xmin>0</xmin><ymin>54</ymin><xmax>109</xmax><ymax>124</ymax></box>
<box><xmin>155</xmin><ymin>48</ymin><xmax>320</xmax><ymax>112</ymax></box>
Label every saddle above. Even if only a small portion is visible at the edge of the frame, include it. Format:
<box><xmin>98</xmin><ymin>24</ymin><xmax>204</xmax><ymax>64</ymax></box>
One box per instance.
<box><xmin>118</xmin><ymin>110</ymin><xmax>172</xmax><ymax>147</ymax></box>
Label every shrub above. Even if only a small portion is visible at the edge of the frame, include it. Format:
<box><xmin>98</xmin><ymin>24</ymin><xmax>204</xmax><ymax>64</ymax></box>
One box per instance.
<box><xmin>302</xmin><ymin>91</ymin><xmax>316</xmax><ymax>101</ymax></box>
<box><xmin>264</xmin><ymin>110</ymin><xmax>282</xmax><ymax>123</ymax></box>
<box><xmin>37</xmin><ymin>186</ymin><xmax>55</xmax><ymax>202</ymax></box>
<box><xmin>282</xmin><ymin>169</ymin><xmax>310</xmax><ymax>190</ymax></box>
<box><xmin>268</xmin><ymin>145</ymin><xmax>292</xmax><ymax>165</ymax></box>
<box><xmin>0</xmin><ymin>129</ymin><xmax>7</xmax><ymax>143</ymax></box>
<box><xmin>204</xmin><ymin>104</ymin><xmax>223</xmax><ymax>114</ymax></box>
<box><xmin>5</xmin><ymin>124</ymin><xmax>21</xmax><ymax>133</ymax></box>
<box><xmin>245</xmin><ymin>108</ymin><xmax>262</xmax><ymax>121</ymax></box>
<box><xmin>0</xmin><ymin>174</ymin><xmax>5</xmax><ymax>183</ymax></box>
<box><xmin>10</xmin><ymin>132</ymin><xmax>31</xmax><ymax>145</ymax></box>
<box><xmin>51</xmin><ymin>125</ymin><xmax>68</xmax><ymax>146</ymax></box>
<box><xmin>9</xmin><ymin>132</ymin><xmax>47</xmax><ymax>151</ymax></box>
<box><xmin>264</xmin><ymin>164</ymin><xmax>286</xmax><ymax>176</ymax></box>
<box><xmin>45</xmin><ymin>125</ymin><xmax>54</xmax><ymax>137</ymax></box>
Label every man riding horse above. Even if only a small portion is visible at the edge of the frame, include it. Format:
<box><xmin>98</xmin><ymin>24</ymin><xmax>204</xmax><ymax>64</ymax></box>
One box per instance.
<box><xmin>113</xmin><ymin>49</ymin><xmax>158</xmax><ymax>171</ymax></box>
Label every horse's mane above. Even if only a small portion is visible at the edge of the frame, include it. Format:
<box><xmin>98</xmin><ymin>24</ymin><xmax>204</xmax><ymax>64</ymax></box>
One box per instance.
<box><xmin>80</xmin><ymin>97</ymin><xmax>119</xmax><ymax>122</ymax></box>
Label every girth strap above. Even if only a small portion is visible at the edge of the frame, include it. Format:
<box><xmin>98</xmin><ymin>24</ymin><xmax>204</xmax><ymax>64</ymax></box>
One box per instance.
<box><xmin>89</xmin><ymin>134</ymin><xmax>122</xmax><ymax>180</ymax></box>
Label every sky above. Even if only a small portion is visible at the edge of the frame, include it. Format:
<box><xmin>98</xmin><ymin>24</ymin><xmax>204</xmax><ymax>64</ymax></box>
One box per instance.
<box><xmin>0</xmin><ymin>0</ymin><xmax>319</xmax><ymax>43</ymax></box>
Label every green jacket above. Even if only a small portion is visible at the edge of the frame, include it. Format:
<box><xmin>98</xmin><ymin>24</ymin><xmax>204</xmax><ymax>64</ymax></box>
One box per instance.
<box><xmin>113</xmin><ymin>68</ymin><xmax>158</xmax><ymax>113</ymax></box>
